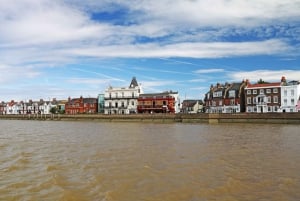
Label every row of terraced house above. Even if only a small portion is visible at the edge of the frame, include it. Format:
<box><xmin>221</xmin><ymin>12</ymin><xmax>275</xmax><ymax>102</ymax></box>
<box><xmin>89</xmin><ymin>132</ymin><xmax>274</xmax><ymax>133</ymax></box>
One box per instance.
<box><xmin>0</xmin><ymin>77</ymin><xmax>184</xmax><ymax>115</ymax></box>
<box><xmin>204</xmin><ymin>76</ymin><xmax>300</xmax><ymax>113</ymax></box>
<box><xmin>1</xmin><ymin>76</ymin><xmax>299</xmax><ymax>115</ymax></box>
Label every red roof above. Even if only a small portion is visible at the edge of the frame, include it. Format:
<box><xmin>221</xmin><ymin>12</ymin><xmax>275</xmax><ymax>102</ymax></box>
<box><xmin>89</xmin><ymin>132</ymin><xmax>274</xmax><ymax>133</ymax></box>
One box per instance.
<box><xmin>246</xmin><ymin>82</ymin><xmax>281</xmax><ymax>89</ymax></box>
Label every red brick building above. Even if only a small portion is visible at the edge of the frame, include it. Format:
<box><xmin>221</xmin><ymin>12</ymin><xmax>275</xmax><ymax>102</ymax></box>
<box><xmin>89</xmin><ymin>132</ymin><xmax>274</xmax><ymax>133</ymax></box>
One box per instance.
<box><xmin>245</xmin><ymin>82</ymin><xmax>281</xmax><ymax>113</ymax></box>
<box><xmin>137</xmin><ymin>91</ymin><xmax>179</xmax><ymax>113</ymax></box>
<box><xmin>65</xmin><ymin>96</ymin><xmax>98</xmax><ymax>114</ymax></box>
<box><xmin>204</xmin><ymin>81</ymin><xmax>247</xmax><ymax>113</ymax></box>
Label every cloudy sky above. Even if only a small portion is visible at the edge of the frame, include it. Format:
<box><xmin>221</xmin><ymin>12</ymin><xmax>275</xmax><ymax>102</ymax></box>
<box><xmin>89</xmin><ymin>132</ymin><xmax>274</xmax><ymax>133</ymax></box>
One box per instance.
<box><xmin>0</xmin><ymin>0</ymin><xmax>299</xmax><ymax>101</ymax></box>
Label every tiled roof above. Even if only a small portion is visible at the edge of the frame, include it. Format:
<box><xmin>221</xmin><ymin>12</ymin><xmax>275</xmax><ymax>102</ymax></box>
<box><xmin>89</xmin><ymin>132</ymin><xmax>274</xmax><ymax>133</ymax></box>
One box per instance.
<box><xmin>140</xmin><ymin>91</ymin><xmax>178</xmax><ymax>97</ymax></box>
<box><xmin>246</xmin><ymin>82</ymin><xmax>281</xmax><ymax>88</ymax></box>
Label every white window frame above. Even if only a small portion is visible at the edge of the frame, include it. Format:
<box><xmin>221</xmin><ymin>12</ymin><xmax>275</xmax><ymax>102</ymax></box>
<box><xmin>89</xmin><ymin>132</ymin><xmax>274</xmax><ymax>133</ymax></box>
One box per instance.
<box><xmin>247</xmin><ymin>97</ymin><xmax>252</xmax><ymax>104</ymax></box>
<box><xmin>260</xmin><ymin>89</ymin><xmax>264</xmax><ymax>94</ymax></box>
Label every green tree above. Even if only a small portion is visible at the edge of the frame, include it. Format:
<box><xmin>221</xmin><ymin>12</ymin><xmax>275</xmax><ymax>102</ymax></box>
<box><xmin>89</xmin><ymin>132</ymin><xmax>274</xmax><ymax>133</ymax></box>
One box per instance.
<box><xmin>50</xmin><ymin>107</ymin><xmax>57</xmax><ymax>114</ymax></box>
<box><xmin>257</xmin><ymin>78</ymin><xmax>269</xmax><ymax>84</ymax></box>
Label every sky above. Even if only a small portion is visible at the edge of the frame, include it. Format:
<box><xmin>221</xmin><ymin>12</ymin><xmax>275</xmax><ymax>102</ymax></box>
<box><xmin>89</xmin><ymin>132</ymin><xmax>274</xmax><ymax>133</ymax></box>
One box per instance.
<box><xmin>0</xmin><ymin>0</ymin><xmax>299</xmax><ymax>102</ymax></box>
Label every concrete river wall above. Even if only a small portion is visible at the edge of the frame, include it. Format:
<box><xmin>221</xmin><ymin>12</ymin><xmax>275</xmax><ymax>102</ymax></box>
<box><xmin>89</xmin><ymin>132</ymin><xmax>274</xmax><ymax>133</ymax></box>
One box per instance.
<box><xmin>1</xmin><ymin>113</ymin><xmax>300</xmax><ymax>124</ymax></box>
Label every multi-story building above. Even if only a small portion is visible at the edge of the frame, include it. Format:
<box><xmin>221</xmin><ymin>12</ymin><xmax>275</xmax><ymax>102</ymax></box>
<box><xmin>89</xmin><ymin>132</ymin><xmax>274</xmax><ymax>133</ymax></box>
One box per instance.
<box><xmin>181</xmin><ymin>100</ymin><xmax>203</xmax><ymax>113</ymax></box>
<box><xmin>280</xmin><ymin>77</ymin><xmax>300</xmax><ymax>112</ymax></box>
<box><xmin>137</xmin><ymin>91</ymin><xmax>180</xmax><ymax>113</ymax></box>
<box><xmin>104</xmin><ymin>77</ymin><xmax>143</xmax><ymax>114</ymax></box>
<box><xmin>0</xmin><ymin>101</ymin><xmax>6</xmax><ymax>114</ymax></box>
<box><xmin>98</xmin><ymin>94</ymin><xmax>105</xmax><ymax>114</ymax></box>
<box><xmin>65</xmin><ymin>96</ymin><xmax>98</xmax><ymax>114</ymax></box>
<box><xmin>245</xmin><ymin>80</ymin><xmax>281</xmax><ymax>113</ymax></box>
<box><xmin>204</xmin><ymin>81</ymin><xmax>246</xmax><ymax>113</ymax></box>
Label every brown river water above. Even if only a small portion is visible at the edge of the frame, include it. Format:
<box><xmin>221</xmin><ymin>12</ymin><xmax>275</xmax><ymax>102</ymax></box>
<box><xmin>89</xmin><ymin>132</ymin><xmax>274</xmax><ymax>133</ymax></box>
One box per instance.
<box><xmin>0</xmin><ymin>120</ymin><xmax>300</xmax><ymax>201</ymax></box>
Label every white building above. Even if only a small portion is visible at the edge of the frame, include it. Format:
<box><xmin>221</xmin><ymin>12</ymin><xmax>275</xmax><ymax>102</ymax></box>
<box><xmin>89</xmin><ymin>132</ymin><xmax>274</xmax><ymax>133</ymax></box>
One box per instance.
<box><xmin>4</xmin><ymin>99</ymin><xmax>58</xmax><ymax>115</ymax></box>
<box><xmin>281</xmin><ymin>78</ymin><xmax>300</xmax><ymax>112</ymax></box>
<box><xmin>104</xmin><ymin>77</ymin><xmax>143</xmax><ymax>114</ymax></box>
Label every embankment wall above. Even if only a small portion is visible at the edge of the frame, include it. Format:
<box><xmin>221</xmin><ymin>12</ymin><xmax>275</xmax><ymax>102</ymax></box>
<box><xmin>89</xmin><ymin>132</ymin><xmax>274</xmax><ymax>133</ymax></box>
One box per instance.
<box><xmin>1</xmin><ymin>113</ymin><xmax>300</xmax><ymax>124</ymax></box>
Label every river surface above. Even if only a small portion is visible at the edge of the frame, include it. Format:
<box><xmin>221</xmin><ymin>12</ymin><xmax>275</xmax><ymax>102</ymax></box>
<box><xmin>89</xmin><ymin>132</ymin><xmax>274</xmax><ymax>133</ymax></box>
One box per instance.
<box><xmin>0</xmin><ymin>120</ymin><xmax>300</xmax><ymax>201</ymax></box>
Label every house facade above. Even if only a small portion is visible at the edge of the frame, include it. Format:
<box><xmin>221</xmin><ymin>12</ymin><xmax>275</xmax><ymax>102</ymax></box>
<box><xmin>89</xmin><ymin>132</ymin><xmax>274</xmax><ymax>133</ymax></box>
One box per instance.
<box><xmin>65</xmin><ymin>96</ymin><xmax>98</xmax><ymax>114</ymax></box>
<box><xmin>181</xmin><ymin>100</ymin><xmax>203</xmax><ymax>113</ymax></box>
<box><xmin>98</xmin><ymin>94</ymin><xmax>105</xmax><ymax>114</ymax></box>
<box><xmin>104</xmin><ymin>77</ymin><xmax>143</xmax><ymax>114</ymax></box>
<box><xmin>0</xmin><ymin>102</ymin><xmax>6</xmax><ymax>114</ymax></box>
<box><xmin>280</xmin><ymin>77</ymin><xmax>300</xmax><ymax>112</ymax></box>
<box><xmin>137</xmin><ymin>91</ymin><xmax>180</xmax><ymax>113</ymax></box>
<box><xmin>245</xmin><ymin>81</ymin><xmax>281</xmax><ymax>113</ymax></box>
<box><xmin>204</xmin><ymin>81</ymin><xmax>246</xmax><ymax>113</ymax></box>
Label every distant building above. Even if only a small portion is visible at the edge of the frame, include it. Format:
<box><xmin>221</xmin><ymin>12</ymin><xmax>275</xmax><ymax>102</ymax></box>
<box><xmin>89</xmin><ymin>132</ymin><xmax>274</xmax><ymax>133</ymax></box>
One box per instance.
<box><xmin>104</xmin><ymin>77</ymin><xmax>143</xmax><ymax>114</ymax></box>
<box><xmin>65</xmin><ymin>96</ymin><xmax>98</xmax><ymax>114</ymax></box>
<box><xmin>280</xmin><ymin>77</ymin><xmax>300</xmax><ymax>112</ymax></box>
<box><xmin>204</xmin><ymin>81</ymin><xmax>247</xmax><ymax>113</ymax></box>
<box><xmin>181</xmin><ymin>100</ymin><xmax>203</xmax><ymax>113</ymax></box>
<box><xmin>137</xmin><ymin>91</ymin><xmax>180</xmax><ymax>113</ymax></box>
<box><xmin>0</xmin><ymin>101</ymin><xmax>6</xmax><ymax>114</ymax></box>
<box><xmin>98</xmin><ymin>94</ymin><xmax>105</xmax><ymax>114</ymax></box>
<box><xmin>245</xmin><ymin>80</ymin><xmax>281</xmax><ymax>113</ymax></box>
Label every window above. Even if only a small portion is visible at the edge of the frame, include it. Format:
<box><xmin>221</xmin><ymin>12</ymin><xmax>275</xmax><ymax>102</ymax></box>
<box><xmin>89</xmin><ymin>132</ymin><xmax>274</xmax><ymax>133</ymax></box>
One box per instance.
<box><xmin>122</xmin><ymin>92</ymin><xmax>124</xmax><ymax>98</ymax></box>
<box><xmin>132</xmin><ymin>92</ymin><xmax>134</xmax><ymax>98</ymax></box>
<box><xmin>284</xmin><ymin>90</ymin><xmax>287</xmax><ymax>96</ymax></box>
<box><xmin>212</xmin><ymin>101</ymin><xmax>216</xmax><ymax>106</ymax></box>
<box><xmin>291</xmin><ymin>89</ymin><xmax>294</xmax><ymax>96</ymax></box>
<box><xmin>266</xmin><ymin>89</ymin><xmax>271</xmax><ymax>94</ymax></box>
<box><xmin>213</xmin><ymin>91</ymin><xmax>222</xmax><ymax>97</ymax></box>
<box><xmin>230</xmin><ymin>99</ymin><xmax>235</xmax><ymax>105</ymax></box>
<box><xmin>291</xmin><ymin>99</ymin><xmax>295</xmax><ymax>105</ymax></box>
<box><xmin>247</xmin><ymin>90</ymin><xmax>251</xmax><ymax>95</ymax></box>
<box><xmin>267</xmin><ymin>96</ymin><xmax>271</xmax><ymax>103</ymax></box>
<box><xmin>253</xmin><ymin>97</ymin><xmax>256</xmax><ymax>104</ymax></box>
<box><xmin>253</xmin><ymin>90</ymin><xmax>257</xmax><ymax>94</ymax></box>
<box><xmin>268</xmin><ymin>106</ymin><xmax>272</xmax><ymax>112</ymax></box>
<box><xmin>121</xmin><ymin>102</ymin><xmax>124</xmax><ymax>107</ymax></box>
<box><xmin>273</xmin><ymin>88</ymin><xmax>278</xmax><ymax>93</ymax></box>
<box><xmin>229</xmin><ymin>90</ymin><xmax>235</xmax><ymax>98</ymax></box>
<box><xmin>247</xmin><ymin>97</ymin><xmax>252</xmax><ymax>104</ymax></box>
<box><xmin>260</xmin><ymin>89</ymin><xmax>264</xmax><ymax>94</ymax></box>
<box><xmin>115</xmin><ymin>93</ymin><xmax>118</xmax><ymax>98</ymax></box>
<box><xmin>109</xmin><ymin>93</ymin><xmax>111</xmax><ymax>99</ymax></box>
<box><xmin>131</xmin><ymin>101</ymin><xmax>134</xmax><ymax>106</ymax></box>
<box><xmin>273</xmin><ymin>96</ymin><xmax>278</xmax><ymax>103</ymax></box>
<box><xmin>284</xmin><ymin>99</ymin><xmax>287</xmax><ymax>106</ymax></box>
<box><xmin>219</xmin><ymin>100</ymin><xmax>222</xmax><ymax>106</ymax></box>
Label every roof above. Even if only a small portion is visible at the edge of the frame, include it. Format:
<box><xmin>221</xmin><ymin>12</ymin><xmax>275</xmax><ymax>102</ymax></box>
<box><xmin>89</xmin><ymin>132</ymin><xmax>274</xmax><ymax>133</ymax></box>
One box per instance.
<box><xmin>83</xmin><ymin>98</ymin><xmax>97</xmax><ymax>104</ymax></box>
<box><xmin>139</xmin><ymin>91</ymin><xmax>178</xmax><ymax>97</ymax></box>
<box><xmin>129</xmin><ymin>77</ymin><xmax>139</xmax><ymax>88</ymax></box>
<box><xmin>182</xmin><ymin>100</ymin><xmax>203</xmax><ymax>107</ymax></box>
<box><xmin>246</xmin><ymin>82</ymin><xmax>281</xmax><ymax>89</ymax></box>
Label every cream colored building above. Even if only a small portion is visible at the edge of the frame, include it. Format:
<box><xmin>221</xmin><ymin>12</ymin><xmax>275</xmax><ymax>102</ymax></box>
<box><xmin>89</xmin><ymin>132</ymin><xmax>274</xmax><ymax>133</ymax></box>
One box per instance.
<box><xmin>104</xmin><ymin>77</ymin><xmax>143</xmax><ymax>114</ymax></box>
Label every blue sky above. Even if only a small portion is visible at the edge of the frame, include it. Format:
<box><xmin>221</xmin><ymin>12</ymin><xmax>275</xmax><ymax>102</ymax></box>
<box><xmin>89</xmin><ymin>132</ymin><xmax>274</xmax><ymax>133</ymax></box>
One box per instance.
<box><xmin>0</xmin><ymin>0</ymin><xmax>299</xmax><ymax>101</ymax></box>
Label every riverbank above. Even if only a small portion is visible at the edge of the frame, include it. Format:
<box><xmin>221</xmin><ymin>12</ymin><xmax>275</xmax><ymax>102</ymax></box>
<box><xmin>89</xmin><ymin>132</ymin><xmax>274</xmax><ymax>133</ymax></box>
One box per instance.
<box><xmin>1</xmin><ymin>113</ymin><xmax>300</xmax><ymax>124</ymax></box>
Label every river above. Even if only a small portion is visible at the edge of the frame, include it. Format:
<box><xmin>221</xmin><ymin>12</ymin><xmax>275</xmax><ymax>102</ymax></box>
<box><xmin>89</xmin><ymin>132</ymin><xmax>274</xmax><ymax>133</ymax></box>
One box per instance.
<box><xmin>0</xmin><ymin>120</ymin><xmax>299</xmax><ymax>201</ymax></box>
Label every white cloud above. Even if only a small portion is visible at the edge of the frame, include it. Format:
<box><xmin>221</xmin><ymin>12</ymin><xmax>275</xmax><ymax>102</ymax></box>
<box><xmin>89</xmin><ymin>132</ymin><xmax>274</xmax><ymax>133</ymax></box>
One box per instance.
<box><xmin>0</xmin><ymin>64</ymin><xmax>41</xmax><ymax>83</ymax></box>
<box><xmin>63</xmin><ymin>39</ymin><xmax>291</xmax><ymax>58</ymax></box>
<box><xmin>194</xmin><ymin>69</ymin><xmax>225</xmax><ymax>74</ymax></box>
<box><xmin>230</xmin><ymin>70</ymin><xmax>300</xmax><ymax>83</ymax></box>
